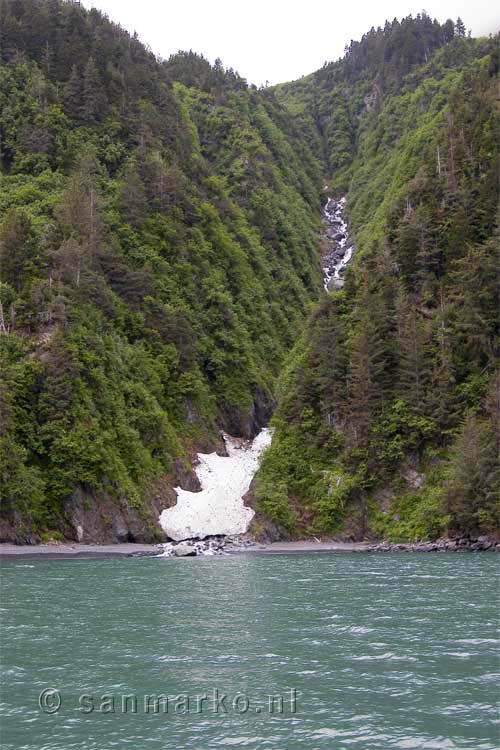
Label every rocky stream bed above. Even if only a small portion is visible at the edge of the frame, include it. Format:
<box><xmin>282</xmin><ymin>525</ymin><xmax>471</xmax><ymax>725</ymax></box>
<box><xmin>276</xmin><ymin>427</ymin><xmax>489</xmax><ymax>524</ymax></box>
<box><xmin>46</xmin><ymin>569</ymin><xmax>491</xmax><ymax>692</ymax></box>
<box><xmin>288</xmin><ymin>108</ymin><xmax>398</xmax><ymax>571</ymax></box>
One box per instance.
<box><xmin>322</xmin><ymin>196</ymin><xmax>355</xmax><ymax>291</ymax></box>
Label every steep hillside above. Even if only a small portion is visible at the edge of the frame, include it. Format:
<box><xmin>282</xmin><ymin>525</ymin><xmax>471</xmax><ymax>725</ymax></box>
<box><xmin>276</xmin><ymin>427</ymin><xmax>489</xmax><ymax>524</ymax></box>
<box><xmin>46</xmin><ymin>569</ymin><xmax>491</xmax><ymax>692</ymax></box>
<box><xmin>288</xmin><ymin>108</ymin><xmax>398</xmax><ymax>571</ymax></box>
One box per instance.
<box><xmin>255</xmin><ymin>19</ymin><xmax>500</xmax><ymax>542</ymax></box>
<box><xmin>0</xmin><ymin>0</ymin><xmax>323</xmax><ymax>542</ymax></box>
<box><xmin>1</xmin><ymin>5</ymin><xmax>498</xmax><ymax>546</ymax></box>
<box><xmin>274</xmin><ymin>16</ymin><xmax>486</xmax><ymax>186</ymax></box>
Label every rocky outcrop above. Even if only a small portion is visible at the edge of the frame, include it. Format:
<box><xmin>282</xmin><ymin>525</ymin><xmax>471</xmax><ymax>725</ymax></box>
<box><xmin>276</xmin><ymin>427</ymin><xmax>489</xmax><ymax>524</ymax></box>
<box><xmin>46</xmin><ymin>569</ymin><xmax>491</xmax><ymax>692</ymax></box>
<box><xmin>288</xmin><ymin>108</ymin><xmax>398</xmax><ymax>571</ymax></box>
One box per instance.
<box><xmin>59</xmin><ymin>452</ymin><xmax>207</xmax><ymax>545</ymax></box>
<box><xmin>219</xmin><ymin>387</ymin><xmax>275</xmax><ymax>439</ymax></box>
<box><xmin>63</xmin><ymin>388</ymin><xmax>274</xmax><ymax>545</ymax></box>
<box><xmin>0</xmin><ymin>455</ymin><xmax>202</xmax><ymax>545</ymax></box>
<box><xmin>0</xmin><ymin>514</ymin><xmax>42</xmax><ymax>546</ymax></box>
<box><xmin>364</xmin><ymin>536</ymin><xmax>499</xmax><ymax>552</ymax></box>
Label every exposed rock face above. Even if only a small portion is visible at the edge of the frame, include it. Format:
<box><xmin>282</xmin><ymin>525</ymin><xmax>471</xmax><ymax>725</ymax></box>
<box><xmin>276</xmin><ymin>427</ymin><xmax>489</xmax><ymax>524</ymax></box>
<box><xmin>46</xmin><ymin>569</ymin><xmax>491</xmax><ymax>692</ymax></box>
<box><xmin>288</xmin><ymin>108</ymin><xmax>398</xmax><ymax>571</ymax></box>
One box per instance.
<box><xmin>0</xmin><ymin>514</ymin><xmax>42</xmax><ymax>545</ymax></box>
<box><xmin>50</xmin><ymin>457</ymin><xmax>201</xmax><ymax>545</ymax></box>
<box><xmin>0</xmin><ymin>410</ymin><xmax>273</xmax><ymax>545</ymax></box>
<box><xmin>364</xmin><ymin>83</ymin><xmax>381</xmax><ymax>112</ymax></box>
<box><xmin>219</xmin><ymin>387</ymin><xmax>275</xmax><ymax>439</ymax></box>
<box><xmin>63</xmin><ymin>488</ymin><xmax>166</xmax><ymax>545</ymax></box>
<box><xmin>0</xmin><ymin>453</ymin><xmax>204</xmax><ymax>544</ymax></box>
<box><xmin>0</xmin><ymin>369</ymin><xmax>272</xmax><ymax>545</ymax></box>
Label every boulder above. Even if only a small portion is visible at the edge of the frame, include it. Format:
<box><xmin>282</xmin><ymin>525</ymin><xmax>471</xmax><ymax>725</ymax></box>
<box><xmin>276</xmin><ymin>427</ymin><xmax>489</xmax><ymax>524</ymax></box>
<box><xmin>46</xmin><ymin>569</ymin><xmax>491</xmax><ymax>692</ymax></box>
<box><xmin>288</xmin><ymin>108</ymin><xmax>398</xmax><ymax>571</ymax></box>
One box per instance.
<box><xmin>173</xmin><ymin>543</ymin><xmax>197</xmax><ymax>557</ymax></box>
<box><xmin>328</xmin><ymin>278</ymin><xmax>345</xmax><ymax>291</ymax></box>
<box><xmin>403</xmin><ymin>468</ymin><xmax>425</xmax><ymax>489</ymax></box>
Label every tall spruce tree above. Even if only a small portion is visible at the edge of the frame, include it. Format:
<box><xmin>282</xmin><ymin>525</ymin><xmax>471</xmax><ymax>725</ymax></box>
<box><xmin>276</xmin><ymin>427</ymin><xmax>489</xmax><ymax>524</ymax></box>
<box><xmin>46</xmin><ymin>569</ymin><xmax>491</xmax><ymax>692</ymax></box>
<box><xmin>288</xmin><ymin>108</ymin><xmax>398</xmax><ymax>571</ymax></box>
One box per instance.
<box><xmin>81</xmin><ymin>56</ymin><xmax>107</xmax><ymax>123</ymax></box>
<box><xmin>64</xmin><ymin>64</ymin><xmax>82</xmax><ymax>119</ymax></box>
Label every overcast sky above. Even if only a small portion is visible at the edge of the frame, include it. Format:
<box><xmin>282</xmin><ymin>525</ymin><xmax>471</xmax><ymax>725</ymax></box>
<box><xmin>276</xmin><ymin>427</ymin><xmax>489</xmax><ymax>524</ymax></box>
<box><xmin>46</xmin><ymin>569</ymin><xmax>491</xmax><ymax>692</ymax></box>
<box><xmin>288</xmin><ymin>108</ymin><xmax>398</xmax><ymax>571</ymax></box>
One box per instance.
<box><xmin>82</xmin><ymin>0</ymin><xmax>499</xmax><ymax>85</ymax></box>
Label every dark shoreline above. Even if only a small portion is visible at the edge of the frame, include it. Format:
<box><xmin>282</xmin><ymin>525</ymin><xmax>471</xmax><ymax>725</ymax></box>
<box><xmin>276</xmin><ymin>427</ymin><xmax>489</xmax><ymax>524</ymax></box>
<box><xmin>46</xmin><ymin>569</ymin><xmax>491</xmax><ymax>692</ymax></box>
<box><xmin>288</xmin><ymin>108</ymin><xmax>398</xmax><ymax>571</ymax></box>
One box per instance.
<box><xmin>0</xmin><ymin>541</ymin><xmax>367</xmax><ymax>560</ymax></box>
<box><xmin>0</xmin><ymin>543</ymin><xmax>161</xmax><ymax>560</ymax></box>
<box><xmin>0</xmin><ymin>538</ymin><xmax>497</xmax><ymax>560</ymax></box>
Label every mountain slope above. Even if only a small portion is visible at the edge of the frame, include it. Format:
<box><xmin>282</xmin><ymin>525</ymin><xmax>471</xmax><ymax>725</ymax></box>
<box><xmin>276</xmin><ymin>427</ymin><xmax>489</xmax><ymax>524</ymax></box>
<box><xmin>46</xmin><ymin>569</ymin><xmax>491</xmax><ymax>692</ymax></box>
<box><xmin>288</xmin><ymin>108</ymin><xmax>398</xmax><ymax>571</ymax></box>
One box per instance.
<box><xmin>0</xmin><ymin>5</ymin><xmax>498</xmax><ymax>546</ymax></box>
<box><xmin>0</xmin><ymin>0</ymin><xmax>322</xmax><ymax>542</ymax></box>
<box><xmin>255</xmin><ymin>20</ymin><xmax>500</xmax><ymax>542</ymax></box>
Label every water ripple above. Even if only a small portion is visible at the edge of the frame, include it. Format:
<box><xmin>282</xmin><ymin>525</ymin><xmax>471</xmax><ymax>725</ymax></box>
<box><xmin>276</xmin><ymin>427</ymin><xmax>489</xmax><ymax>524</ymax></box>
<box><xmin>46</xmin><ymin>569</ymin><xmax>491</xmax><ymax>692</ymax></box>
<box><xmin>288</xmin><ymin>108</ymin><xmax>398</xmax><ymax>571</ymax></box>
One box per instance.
<box><xmin>0</xmin><ymin>553</ymin><xmax>497</xmax><ymax>750</ymax></box>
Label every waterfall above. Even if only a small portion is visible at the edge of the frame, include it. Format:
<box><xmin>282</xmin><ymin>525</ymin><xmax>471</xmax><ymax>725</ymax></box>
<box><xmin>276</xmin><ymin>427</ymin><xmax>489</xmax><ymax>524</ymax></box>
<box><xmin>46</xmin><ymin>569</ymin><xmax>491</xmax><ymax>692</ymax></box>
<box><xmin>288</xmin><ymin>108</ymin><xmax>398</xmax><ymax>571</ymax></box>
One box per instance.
<box><xmin>322</xmin><ymin>196</ymin><xmax>355</xmax><ymax>291</ymax></box>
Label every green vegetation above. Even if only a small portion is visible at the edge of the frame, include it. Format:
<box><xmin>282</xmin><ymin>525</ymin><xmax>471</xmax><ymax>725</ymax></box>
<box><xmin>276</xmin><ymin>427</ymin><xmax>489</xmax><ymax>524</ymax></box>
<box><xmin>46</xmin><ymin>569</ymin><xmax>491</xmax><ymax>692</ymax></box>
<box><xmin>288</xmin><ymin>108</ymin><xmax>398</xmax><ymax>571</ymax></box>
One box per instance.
<box><xmin>0</xmin><ymin>0</ymin><xmax>321</xmax><ymax>539</ymax></box>
<box><xmin>258</xmin><ymin>18</ymin><xmax>499</xmax><ymax>541</ymax></box>
<box><xmin>0</xmin><ymin>5</ymin><xmax>498</xmax><ymax>543</ymax></box>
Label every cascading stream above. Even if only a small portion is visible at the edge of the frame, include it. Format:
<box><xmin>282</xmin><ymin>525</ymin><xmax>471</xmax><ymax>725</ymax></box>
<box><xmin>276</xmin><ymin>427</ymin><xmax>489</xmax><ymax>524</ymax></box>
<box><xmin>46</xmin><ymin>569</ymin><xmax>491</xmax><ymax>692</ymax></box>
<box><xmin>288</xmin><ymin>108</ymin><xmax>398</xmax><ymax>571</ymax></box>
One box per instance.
<box><xmin>322</xmin><ymin>196</ymin><xmax>355</xmax><ymax>291</ymax></box>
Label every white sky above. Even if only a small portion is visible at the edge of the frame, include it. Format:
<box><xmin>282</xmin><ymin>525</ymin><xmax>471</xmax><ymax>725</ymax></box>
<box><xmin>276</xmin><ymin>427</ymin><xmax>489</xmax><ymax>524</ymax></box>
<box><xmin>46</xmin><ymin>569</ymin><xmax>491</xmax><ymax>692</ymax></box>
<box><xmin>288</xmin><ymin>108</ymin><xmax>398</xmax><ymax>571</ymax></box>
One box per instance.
<box><xmin>83</xmin><ymin>0</ymin><xmax>499</xmax><ymax>85</ymax></box>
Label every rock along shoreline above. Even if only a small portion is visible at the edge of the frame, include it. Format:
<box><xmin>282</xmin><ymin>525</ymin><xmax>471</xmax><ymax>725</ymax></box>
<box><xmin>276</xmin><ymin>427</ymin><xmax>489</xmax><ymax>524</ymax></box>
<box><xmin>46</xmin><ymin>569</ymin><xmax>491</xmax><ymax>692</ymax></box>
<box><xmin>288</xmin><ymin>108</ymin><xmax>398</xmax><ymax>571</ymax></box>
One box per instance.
<box><xmin>0</xmin><ymin>535</ymin><xmax>498</xmax><ymax>559</ymax></box>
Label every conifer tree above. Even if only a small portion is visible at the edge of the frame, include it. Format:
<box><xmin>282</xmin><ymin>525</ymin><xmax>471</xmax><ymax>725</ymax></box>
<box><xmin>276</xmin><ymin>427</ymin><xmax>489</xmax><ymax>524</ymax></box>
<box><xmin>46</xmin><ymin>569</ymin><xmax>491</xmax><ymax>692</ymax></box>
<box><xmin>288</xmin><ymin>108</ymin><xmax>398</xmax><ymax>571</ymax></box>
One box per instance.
<box><xmin>396</xmin><ymin>291</ymin><xmax>431</xmax><ymax>414</ymax></box>
<box><xmin>64</xmin><ymin>64</ymin><xmax>82</xmax><ymax>119</ymax></box>
<box><xmin>485</xmin><ymin>371</ymin><xmax>500</xmax><ymax>444</ymax></box>
<box><xmin>0</xmin><ymin>209</ymin><xmax>38</xmax><ymax>293</ymax></box>
<box><xmin>347</xmin><ymin>283</ymin><xmax>388</xmax><ymax>448</ymax></box>
<box><xmin>430</xmin><ymin>346</ymin><xmax>458</xmax><ymax>436</ymax></box>
<box><xmin>82</xmin><ymin>56</ymin><xmax>107</xmax><ymax>123</ymax></box>
<box><xmin>455</xmin><ymin>17</ymin><xmax>466</xmax><ymax>38</ymax></box>
<box><xmin>309</xmin><ymin>298</ymin><xmax>348</xmax><ymax>426</ymax></box>
<box><xmin>442</xmin><ymin>19</ymin><xmax>455</xmax><ymax>43</ymax></box>
<box><xmin>450</xmin><ymin>239</ymin><xmax>500</xmax><ymax>371</ymax></box>
<box><xmin>444</xmin><ymin>413</ymin><xmax>499</xmax><ymax>533</ymax></box>
<box><xmin>55</xmin><ymin>148</ymin><xmax>103</xmax><ymax>262</ymax></box>
<box><xmin>50</xmin><ymin>237</ymin><xmax>88</xmax><ymax>288</ymax></box>
<box><xmin>120</xmin><ymin>161</ymin><xmax>148</xmax><ymax>228</ymax></box>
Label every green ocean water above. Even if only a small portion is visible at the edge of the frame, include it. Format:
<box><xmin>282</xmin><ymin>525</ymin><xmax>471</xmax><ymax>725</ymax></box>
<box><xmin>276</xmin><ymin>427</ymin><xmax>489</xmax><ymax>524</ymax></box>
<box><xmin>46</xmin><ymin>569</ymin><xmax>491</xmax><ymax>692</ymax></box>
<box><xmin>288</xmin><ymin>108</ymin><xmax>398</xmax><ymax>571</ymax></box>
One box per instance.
<box><xmin>1</xmin><ymin>553</ymin><xmax>498</xmax><ymax>749</ymax></box>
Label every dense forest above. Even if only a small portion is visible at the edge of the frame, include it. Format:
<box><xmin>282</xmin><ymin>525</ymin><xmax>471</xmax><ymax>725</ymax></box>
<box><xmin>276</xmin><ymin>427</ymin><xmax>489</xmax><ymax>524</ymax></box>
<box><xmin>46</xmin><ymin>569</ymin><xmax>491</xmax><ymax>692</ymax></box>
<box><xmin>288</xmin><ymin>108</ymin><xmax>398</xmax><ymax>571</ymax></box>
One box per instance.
<box><xmin>0</xmin><ymin>2</ymin><xmax>498</xmax><ymax>543</ymax></box>
<box><xmin>256</xmin><ymin>17</ymin><xmax>499</xmax><ymax>542</ymax></box>
<box><xmin>0</xmin><ymin>0</ymin><xmax>323</xmax><ymax>541</ymax></box>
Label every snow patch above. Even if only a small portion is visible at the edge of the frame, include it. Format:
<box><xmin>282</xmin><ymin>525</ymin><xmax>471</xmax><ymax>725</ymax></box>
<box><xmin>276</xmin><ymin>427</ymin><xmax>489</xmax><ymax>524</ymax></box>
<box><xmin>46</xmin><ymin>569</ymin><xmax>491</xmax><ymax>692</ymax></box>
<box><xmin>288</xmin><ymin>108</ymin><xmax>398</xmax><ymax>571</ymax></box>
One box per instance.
<box><xmin>159</xmin><ymin>428</ymin><xmax>273</xmax><ymax>541</ymax></box>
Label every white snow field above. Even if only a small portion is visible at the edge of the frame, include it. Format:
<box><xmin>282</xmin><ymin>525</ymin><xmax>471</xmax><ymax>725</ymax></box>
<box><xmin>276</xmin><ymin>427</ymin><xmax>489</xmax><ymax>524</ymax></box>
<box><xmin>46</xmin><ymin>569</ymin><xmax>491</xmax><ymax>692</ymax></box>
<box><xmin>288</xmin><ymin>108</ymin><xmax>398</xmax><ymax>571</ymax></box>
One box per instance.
<box><xmin>159</xmin><ymin>428</ymin><xmax>273</xmax><ymax>541</ymax></box>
